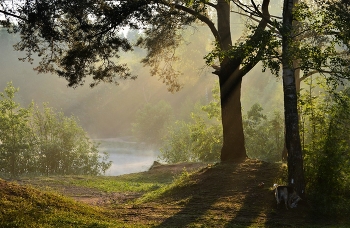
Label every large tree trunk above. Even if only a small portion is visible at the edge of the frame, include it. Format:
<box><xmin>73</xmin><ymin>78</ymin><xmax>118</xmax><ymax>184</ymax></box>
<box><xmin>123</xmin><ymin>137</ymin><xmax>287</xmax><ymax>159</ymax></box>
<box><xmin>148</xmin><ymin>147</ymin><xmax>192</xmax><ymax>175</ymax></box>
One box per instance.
<box><xmin>219</xmin><ymin>69</ymin><xmax>247</xmax><ymax>162</ymax></box>
<box><xmin>216</xmin><ymin>0</ymin><xmax>247</xmax><ymax>162</ymax></box>
<box><xmin>282</xmin><ymin>0</ymin><xmax>305</xmax><ymax>197</ymax></box>
<box><xmin>215</xmin><ymin>0</ymin><xmax>270</xmax><ymax>162</ymax></box>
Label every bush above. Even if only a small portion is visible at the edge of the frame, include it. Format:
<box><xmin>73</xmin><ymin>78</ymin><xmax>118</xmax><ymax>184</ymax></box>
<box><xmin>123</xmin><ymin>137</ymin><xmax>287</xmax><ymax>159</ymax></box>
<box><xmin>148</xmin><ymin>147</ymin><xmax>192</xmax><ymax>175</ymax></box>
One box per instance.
<box><xmin>0</xmin><ymin>82</ymin><xmax>111</xmax><ymax>177</ymax></box>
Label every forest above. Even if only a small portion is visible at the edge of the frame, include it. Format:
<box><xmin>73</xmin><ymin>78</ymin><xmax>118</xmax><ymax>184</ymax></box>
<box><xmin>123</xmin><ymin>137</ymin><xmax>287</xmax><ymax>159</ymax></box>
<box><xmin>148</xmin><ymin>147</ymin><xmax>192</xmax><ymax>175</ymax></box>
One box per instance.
<box><xmin>0</xmin><ymin>0</ymin><xmax>350</xmax><ymax>226</ymax></box>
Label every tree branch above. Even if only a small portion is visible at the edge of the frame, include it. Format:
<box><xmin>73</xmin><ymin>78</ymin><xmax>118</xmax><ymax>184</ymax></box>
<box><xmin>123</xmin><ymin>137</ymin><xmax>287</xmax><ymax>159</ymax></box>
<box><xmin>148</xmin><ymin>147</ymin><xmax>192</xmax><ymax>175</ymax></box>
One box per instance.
<box><xmin>0</xmin><ymin>9</ymin><xmax>27</xmax><ymax>21</ymax></box>
<box><xmin>231</xmin><ymin>0</ymin><xmax>260</xmax><ymax>18</ymax></box>
<box><xmin>298</xmin><ymin>69</ymin><xmax>336</xmax><ymax>81</ymax></box>
<box><xmin>250</xmin><ymin>0</ymin><xmax>275</xmax><ymax>27</ymax></box>
<box><xmin>239</xmin><ymin>0</ymin><xmax>271</xmax><ymax>75</ymax></box>
<box><xmin>231</xmin><ymin>9</ymin><xmax>280</xmax><ymax>36</ymax></box>
<box><xmin>173</xmin><ymin>4</ymin><xmax>220</xmax><ymax>44</ymax></box>
<box><xmin>205</xmin><ymin>2</ymin><xmax>217</xmax><ymax>9</ymax></box>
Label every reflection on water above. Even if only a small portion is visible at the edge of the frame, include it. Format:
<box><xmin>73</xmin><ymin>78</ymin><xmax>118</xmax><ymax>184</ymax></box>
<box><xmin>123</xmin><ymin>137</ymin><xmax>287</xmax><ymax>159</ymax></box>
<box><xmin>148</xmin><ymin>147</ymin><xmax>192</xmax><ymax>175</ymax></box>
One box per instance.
<box><xmin>94</xmin><ymin>138</ymin><xmax>159</xmax><ymax>176</ymax></box>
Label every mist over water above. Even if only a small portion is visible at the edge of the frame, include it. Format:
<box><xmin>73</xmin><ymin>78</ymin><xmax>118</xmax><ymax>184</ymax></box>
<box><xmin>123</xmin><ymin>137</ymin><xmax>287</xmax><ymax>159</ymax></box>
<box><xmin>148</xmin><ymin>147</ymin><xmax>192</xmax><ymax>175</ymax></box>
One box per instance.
<box><xmin>95</xmin><ymin>138</ymin><xmax>160</xmax><ymax>176</ymax></box>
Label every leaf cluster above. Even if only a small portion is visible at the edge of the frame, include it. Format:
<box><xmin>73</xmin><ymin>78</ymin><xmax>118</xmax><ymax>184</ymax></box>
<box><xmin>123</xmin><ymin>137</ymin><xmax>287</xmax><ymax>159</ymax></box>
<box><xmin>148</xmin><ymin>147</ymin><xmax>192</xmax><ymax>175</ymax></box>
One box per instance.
<box><xmin>1</xmin><ymin>0</ymin><xmax>209</xmax><ymax>90</ymax></box>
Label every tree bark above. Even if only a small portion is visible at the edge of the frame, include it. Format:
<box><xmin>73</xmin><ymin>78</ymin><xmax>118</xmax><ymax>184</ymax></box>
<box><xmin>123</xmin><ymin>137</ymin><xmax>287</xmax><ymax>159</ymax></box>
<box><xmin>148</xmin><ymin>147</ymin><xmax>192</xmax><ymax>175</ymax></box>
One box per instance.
<box><xmin>282</xmin><ymin>0</ymin><xmax>305</xmax><ymax>197</ymax></box>
<box><xmin>219</xmin><ymin>67</ymin><xmax>247</xmax><ymax>162</ymax></box>
<box><xmin>216</xmin><ymin>0</ymin><xmax>247</xmax><ymax>162</ymax></box>
<box><xmin>215</xmin><ymin>0</ymin><xmax>270</xmax><ymax>162</ymax></box>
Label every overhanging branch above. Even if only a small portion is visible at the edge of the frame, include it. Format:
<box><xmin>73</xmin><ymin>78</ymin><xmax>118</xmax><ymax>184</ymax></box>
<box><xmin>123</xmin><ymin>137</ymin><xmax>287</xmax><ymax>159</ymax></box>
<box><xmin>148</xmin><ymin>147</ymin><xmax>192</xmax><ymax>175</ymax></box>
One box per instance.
<box><xmin>173</xmin><ymin>4</ymin><xmax>220</xmax><ymax>45</ymax></box>
<box><xmin>0</xmin><ymin>9</ymin><xmax>27</xmax><ymax>21</ymax></box>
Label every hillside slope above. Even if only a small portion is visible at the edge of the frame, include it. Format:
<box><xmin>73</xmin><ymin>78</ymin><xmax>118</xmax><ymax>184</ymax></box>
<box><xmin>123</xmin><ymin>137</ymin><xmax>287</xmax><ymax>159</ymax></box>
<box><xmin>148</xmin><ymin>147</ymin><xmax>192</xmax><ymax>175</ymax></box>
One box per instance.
<box><xmin>2</xmin><ymin>159</ymin><xmax>348</xmax><ymax>227</ymax></box>
<box><xmin>111</xmin><ymin>159</ymin><xmax>316</xmax><ymax>227</ymax></box>
<box><xmin>0</xmin><ymin>179</ymin><xmax>123</xmax><ymax>227</ymax></box>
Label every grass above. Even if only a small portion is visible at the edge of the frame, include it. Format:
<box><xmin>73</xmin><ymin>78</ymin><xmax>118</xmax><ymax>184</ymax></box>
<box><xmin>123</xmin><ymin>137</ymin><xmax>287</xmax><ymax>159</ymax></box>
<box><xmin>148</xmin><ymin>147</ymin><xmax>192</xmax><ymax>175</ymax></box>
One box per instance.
<box><xmin>135</xmin><ymin>167</ymin><xmax>194</xmax><ymax>204</ymax></box>
<box><xmin>0</xmin><ymin>179</ymin><xmax>133</xmax><ymax>228</ymax></box>
<box><xmin>18</xmin><ymin>168</ymin><xmax>177</xmax><ymax>194</ymax></box>
<box><xmin>2</xmin><ymin>160</ymin><xmax>350</xmax><ymax>227</ymax></box>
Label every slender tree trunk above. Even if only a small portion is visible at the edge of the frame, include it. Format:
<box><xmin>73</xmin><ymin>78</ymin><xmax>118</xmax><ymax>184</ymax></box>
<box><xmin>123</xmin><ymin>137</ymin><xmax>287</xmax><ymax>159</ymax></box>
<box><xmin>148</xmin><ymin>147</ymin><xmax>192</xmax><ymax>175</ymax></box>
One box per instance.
<box><xmin>216</xmin><ymin>0</ymin><xmax>247</xmax><ymax>162</ymax></box>
<box><xmin>282</xmin><ymin>64</ymin><xmax>300</xmax><ymax>162</ymax></box>
<box><xmin>282</xmin><ymin>0</ymin><xmax>305</xmax><ymax>197</ymax></box>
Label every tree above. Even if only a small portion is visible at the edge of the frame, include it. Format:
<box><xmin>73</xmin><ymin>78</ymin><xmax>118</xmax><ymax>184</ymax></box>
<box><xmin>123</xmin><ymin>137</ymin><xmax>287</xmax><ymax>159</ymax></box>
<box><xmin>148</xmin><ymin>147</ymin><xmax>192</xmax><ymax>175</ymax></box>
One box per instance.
<box><xmin>0</xmin><ymin>0</ymin><xmax>272</xmax><ymax>162</ymax></box>
<box><xmin>279</xmin><ymin>0</ymin><xmax>350</xmax><ymax>196</ymax></box>
<box><xmin>0</xmin><ymin>82</ymin><xmax>32</xmax><ymax>178</ymax></box>
<box><xmin>281</xmin><ymin>0</ymin><xmax>305</xmax><ymax>197</ymax></box>
<box><xmin>255</xmin><ymin>0</ymin><xmax>350</xmax><ymax>196</ymax></box>
<box><xmin>160</xmin><ymin>86</ymin><xmax>284</xmax><ymax>163</ymax></box>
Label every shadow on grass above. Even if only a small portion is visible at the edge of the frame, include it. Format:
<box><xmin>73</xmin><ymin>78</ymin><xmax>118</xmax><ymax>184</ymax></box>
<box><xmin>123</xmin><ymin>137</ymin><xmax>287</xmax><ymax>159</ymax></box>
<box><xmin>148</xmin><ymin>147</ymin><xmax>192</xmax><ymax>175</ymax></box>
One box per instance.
<box><xmin>154</xmin><ymin>160</ymin><xmax>280</xmax><ymax>227</ymax></box>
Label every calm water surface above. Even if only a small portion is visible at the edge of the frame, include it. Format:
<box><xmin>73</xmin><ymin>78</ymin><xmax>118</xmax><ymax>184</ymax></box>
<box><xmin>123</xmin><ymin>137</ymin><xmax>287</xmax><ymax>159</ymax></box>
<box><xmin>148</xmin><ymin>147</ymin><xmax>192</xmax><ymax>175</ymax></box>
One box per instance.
<box><xmin>95</xmin><ymin>138</ymin><xmax>159</xmax><ymax>176</ymax></box>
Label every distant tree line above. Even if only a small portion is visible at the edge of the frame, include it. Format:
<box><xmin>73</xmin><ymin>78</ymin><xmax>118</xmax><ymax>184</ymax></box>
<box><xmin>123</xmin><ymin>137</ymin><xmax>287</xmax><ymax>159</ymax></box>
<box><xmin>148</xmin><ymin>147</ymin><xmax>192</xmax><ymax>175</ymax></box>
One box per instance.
<box><xmin>0</xmin><ymin>82</ymin><xmax>111</xmax><ymax>178</ymax></box>
<box><xmin>131</xmin><ymin>85</ymin><xmax>284</xmax><ymax>163</ymax></box>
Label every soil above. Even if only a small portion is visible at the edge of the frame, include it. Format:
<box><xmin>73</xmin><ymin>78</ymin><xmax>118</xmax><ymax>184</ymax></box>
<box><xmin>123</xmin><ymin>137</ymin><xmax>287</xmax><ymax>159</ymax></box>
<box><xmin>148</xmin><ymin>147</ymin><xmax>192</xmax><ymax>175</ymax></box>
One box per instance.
<box><xmin>14</xmin><ymin>159</ymin><xmax>344</xmax><ymax>227</ymax></box>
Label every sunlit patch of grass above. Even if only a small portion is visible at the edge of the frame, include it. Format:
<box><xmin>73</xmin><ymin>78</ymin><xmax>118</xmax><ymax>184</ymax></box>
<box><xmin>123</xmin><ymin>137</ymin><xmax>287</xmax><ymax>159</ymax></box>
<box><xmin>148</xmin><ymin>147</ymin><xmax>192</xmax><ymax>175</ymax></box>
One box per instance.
<box><xmin>136</xmin><ymin>168</ymin><xmax>195</xmax><ymax>204</ymax></box>
<box><xmin>0</xmin><ymin>179</ymin><xmax>143</xmax><ymax>228</ymax></box>
<box><xmin>66</xmin><ymin>171</ymin><xmax>176</xmax><ymax>193</ymax></box>
<box><xmin>17</xmin><ymin>170</ymin><xmax>177</xmax><ymax>194</ymax></box>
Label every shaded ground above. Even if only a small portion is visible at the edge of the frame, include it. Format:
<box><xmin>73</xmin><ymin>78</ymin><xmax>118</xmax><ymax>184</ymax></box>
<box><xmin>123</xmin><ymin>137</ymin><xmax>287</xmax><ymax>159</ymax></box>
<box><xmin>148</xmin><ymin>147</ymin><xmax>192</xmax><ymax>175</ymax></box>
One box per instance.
<box><xmin>11</xmin><ymin>159</ymin><xmax>346</xmax><ymax>227</ymax></box>
<box><xmin>110</xmin><ymin>160</ymin><xmax>315</xmax><ymax>227</ymax></box>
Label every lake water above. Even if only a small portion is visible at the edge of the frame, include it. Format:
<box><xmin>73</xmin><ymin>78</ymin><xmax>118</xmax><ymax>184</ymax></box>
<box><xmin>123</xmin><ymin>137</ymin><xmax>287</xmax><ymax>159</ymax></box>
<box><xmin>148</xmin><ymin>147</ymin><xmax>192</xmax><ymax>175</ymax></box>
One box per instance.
<box><xmin>94</xmin><ymin>138</ymin><xmax>160</xmax><ymax>176</ymax></box>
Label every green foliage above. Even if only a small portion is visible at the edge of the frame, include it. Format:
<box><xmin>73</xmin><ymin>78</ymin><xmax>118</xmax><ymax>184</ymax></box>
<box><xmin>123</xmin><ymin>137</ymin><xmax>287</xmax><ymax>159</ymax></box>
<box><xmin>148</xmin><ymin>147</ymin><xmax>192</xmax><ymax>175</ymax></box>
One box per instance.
<box><xmin>300</xmin><ymin>78</ymin><xmax>350</xmax><ymax>215</ymax></box>
<box><xmin>243</xmin><ymin>104</ymin><xmax>284</xmax><ymax>162</ymax></box>
<box><xmin>0</xmin><ymin>82</ymin><xmax>32</xmax><ymax>178</ymax></box>
<box><xmin>132</xmin><ymin>100</ymin><xmax>174</xmax><ymax>146</ymax></box>
<box><xmin>159</xmin><ymin>85</ymin><xmax>222</xmax><ymax>163</ymax></box>
<box><xmin>1</xmin><ymin>0</ymin><xmax>206</xmax><ymax>89</ymax></box>
<box><xmin>0</xmin><ymin>83</ymin><xmax>111</xmax><ymax>177</ymax></box>
<box><xmin>29</xmin><ymin>104</ymin><xmax>111</xmax><ymax>176</ymax></box>
<box><xmin>205</xmin><ymin>24</ymin><xmax>281</xmax><ymax>76</ymax></box>
<box><xmin>159</xmin><ymin>120</ymin><xmax>194</xmax><ymax>163</ymax></box>
<box><xmin>189</xmin><ymin>113</ymin><xmax>222</xmax><ymax>162</ymax></box>
<box><xmin>160</xmin><ymin>85</ymin><xmax>283</xmax><ymax>163</ymax></box>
